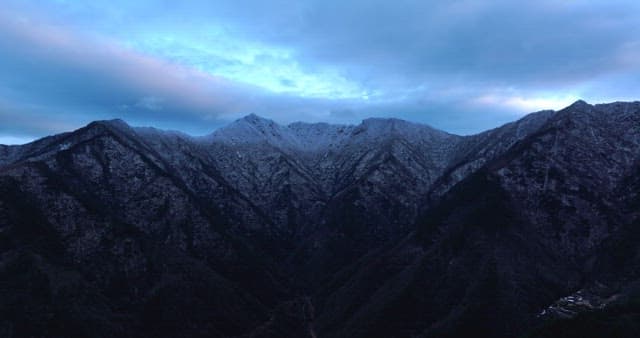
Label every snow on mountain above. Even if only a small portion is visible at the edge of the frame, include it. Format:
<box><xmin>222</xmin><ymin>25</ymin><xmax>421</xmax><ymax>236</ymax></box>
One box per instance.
<box><xmin>3</xmin><ymin>100</ymin><xmax>640</xmax><ymax>337</ymax></box>
<box><xmin>286</xmin><ymin>121</ymin><xmax>354</xmax><ymax>152</ymax></box>
<box><xmin>208</xmin><ymin>113</ymin><xmax>300</xmax><ymax>150</ymax></box>
<box><xmin>208</xmin><ymin>114</ymin><xmax>457</xmax><ymax>154</ymax></box>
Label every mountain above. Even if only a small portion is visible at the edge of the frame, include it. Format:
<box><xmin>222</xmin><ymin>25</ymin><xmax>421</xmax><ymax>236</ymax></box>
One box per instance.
<box><xmin>0</xmin><ymin>100</ymin><xmax>639</xmax><ymax>337</ymax></box>
<box><xmin>313</xmin><ymin>101</ymin><xmax>640</xmax><ymax>337</ymax></box>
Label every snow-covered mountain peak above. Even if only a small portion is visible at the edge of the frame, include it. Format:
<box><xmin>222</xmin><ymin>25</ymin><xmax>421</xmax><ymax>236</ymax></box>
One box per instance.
<box><xmin>239</xmin><ymin>113</ymin><xmax>278</xmax><ymax>127</ymax></box>
<box><xmin>209</xmin><ymin>114</ymin><xmax>459</xmax><ymax>153</ymax></box>
<box><xmin>89</xmin><ymin>118</ymin><xmax>131</xmax><ymax>131</ymax></box>
<box><xmin>558</xmin><ymin>100</ymin><xmax>640</xmax><ymax>118</ymax></box>
<box><xmin>209</xmin><ymin>114</ymin><xmax>297</xmax><ymax>147</ymax></box>
<box><xmin>563</xmin><ymin>99</ymin><xmax>593</xmax><ymax>114</ymax></box>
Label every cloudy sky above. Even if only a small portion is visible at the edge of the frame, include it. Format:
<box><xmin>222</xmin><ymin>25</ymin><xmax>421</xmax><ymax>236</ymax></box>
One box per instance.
<box><xmin>1</xmin><ymin>0</ymin><xmax>639</xmax><ymax>143</ymax></box>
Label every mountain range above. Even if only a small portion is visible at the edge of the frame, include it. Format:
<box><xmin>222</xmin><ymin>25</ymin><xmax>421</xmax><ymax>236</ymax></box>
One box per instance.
<box><xmin>1</xmin><ymin>100</ymin><xmax>640</xmax><ymax>337</ymax></box>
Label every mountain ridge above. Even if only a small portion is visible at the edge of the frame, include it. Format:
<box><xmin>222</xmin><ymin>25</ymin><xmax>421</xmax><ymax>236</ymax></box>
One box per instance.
<box><xmin>1</xmin><ymin>100</ymin><xmax>640</xmax><ymax>337</ymax></box>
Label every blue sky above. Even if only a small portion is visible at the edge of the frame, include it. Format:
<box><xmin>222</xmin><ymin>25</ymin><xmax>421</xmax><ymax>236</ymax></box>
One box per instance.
<box><xmin>1</xmin><ymin>0</ymin><xmax>640</xmax><ymax>143</ymax></box>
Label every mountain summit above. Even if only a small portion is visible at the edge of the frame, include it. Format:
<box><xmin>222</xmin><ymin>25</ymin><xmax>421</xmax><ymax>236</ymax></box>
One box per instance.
<box><xmin>1</xmin><ymin>101</ymin><xmax>640</xmax><ymax>337</ymax></box>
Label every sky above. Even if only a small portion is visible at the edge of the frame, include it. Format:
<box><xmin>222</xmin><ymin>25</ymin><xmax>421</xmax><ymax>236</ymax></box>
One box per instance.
<box><xmin>1</xmin><ymin>0</ymin><xmax>640</xmax><ymax>144</ymax></box>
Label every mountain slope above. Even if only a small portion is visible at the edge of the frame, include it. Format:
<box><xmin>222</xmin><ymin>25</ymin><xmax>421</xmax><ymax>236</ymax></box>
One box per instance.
<box><xmin>1</xmin><ymin>100</ymin><xmax>639</xmax><ymax>337</ymax></box>
<box><xmin>313</xmin><ymin>101</ymin><xmax>640</xmax><ymax>338</ymax></box>
<box><xmin>0</xmin><ymin>120</ymin><xmax>288</xmax><ymax>337</ymax></box>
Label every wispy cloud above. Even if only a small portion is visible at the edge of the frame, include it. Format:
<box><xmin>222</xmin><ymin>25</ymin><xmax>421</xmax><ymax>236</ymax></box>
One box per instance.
<box><xmin>1</xmin><ymin>0</ymin><xmax>640</xmax><ymax>143</ymax></box>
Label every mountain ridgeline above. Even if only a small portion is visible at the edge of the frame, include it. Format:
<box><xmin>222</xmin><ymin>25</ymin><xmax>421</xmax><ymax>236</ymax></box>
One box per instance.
<box><xmin>1</xmin><ymin>100</ymin><xmax>640</xmax><ymax>337</ymax></box>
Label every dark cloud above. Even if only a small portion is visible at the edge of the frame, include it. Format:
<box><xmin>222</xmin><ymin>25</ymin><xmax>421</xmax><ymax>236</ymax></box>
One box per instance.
<box><xmin>121</xmin><ymin>1</ymin><xmax>639</xmax><ymax>85</ymax></box>
<box><xmin>1</xmin><ymin>0</ymin><xmax>640</xmax><ymax>143</ymax></box>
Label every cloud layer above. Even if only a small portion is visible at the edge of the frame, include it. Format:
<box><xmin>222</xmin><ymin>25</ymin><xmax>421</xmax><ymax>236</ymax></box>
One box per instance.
<box><xmin>1</xmin><ymin>0</ymin><xmax>640</xmax><ymax>143</ymax></box>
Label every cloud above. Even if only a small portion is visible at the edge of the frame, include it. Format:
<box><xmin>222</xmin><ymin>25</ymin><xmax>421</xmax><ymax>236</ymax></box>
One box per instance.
<box><xmin>0</xmin><ymin>6</ymin><xmax>344</xmax><ymax>138</ymax></box>
<box><xmin>1</xmin><ymin>0</ymin><xmax>640</xmax><ymax>143</ymax></box>
<box><xmin>0</xmin><ymin>10</ymin><xmax>222</xmax><ymax>130</ymax></box>
<box><xmin>135</xmin><ymin>97</ymin><xmax>165</xmax><ymax>111</ymax></box>
<box><xmin>472</xmin><ymin>93</ymin><xmax>581</xmax><ymax>114</ymax></box>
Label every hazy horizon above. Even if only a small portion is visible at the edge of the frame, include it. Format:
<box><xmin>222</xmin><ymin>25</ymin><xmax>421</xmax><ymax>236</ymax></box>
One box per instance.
<box><xmin>5</xmin><ymin>99</ymin><xmax>637</xmax><ymax>145</ymax></box>
<box><xmin>2</xmin><ymin>1</ymin><xmax>640</xmax><ymax>143</ymax></box>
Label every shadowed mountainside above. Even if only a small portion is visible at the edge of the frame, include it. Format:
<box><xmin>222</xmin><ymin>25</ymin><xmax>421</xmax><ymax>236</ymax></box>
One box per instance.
<box><xmin>1</xmin><ymin>100</ymin><xmax>639</xmax><ymax>337</ymax></box>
